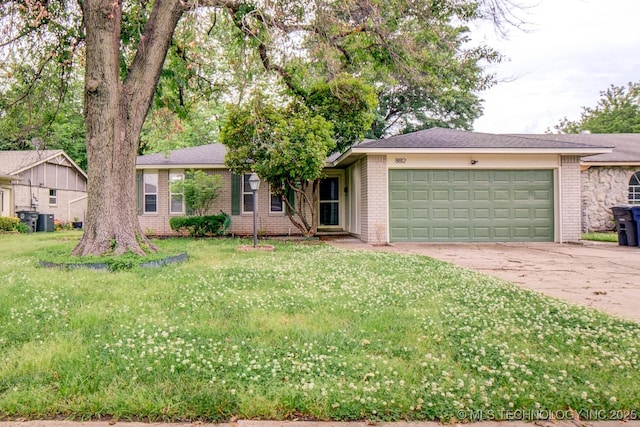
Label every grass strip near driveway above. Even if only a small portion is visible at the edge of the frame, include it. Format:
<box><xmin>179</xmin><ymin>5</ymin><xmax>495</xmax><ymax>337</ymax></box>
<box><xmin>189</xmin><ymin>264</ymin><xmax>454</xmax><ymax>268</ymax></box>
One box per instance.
<box><xmin>0</xmin><ymin>233</ymin><xmax>639</xmax><ymax>422</ymax></box>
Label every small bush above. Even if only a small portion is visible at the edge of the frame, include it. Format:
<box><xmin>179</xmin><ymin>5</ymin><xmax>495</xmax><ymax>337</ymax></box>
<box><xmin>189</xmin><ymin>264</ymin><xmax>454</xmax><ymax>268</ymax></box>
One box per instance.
<box><xmin>15</xmin><ymin>222</ymin><xmax>30</xmax><ymax>233</ymax></box>
<box><xmin>0</xmin><ymin>216</ymin><xmax>20</xmax><ymax>231</ymax></box>
<box><xmin>169</xmin><ymin>214</ymin><xmax>227</xmax><ymax>237</ymax></box>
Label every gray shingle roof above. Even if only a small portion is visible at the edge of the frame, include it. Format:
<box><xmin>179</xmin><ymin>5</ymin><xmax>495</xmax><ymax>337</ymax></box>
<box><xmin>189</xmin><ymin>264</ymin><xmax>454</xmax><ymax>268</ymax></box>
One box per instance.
<box><xmin>0</xmin><ymin>150</ymin><xmax>65</xmax><ymax>175</ymax></box>
<box><xmin>136</xmin><ymin>144</ymin><xmax>227</xmax><ymax>167</ymax></box>
<box><xmin>359</xmin><ymin>128</ymin><xmax>610</xmax><ymax>150</ymax></box>
<box><xmin>511</xmin><ymin>133</ymin><xmax>640</xmax><ymax>163</ymax></box>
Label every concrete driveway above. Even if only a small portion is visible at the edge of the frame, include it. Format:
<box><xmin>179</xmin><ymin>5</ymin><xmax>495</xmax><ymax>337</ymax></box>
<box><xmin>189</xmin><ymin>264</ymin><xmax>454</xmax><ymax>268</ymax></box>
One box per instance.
<box><xmin>328</xmin><ymin>239</ymin><xmax>640</xmax><ymax>323</ymax></box>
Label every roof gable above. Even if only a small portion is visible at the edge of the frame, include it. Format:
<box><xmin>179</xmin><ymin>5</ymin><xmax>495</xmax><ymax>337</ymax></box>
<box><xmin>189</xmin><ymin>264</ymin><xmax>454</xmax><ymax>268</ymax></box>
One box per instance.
<box><xmin>0</xmin><ymin>150</ymin><xmax>87</xmax><ymax>178</ymax></box>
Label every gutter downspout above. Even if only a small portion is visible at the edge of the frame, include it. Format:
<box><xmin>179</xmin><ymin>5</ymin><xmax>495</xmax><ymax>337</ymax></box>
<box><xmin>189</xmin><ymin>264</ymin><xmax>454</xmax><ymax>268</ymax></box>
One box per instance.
<box><xmin>68</xmin><ymin>194</ymin><xmax>88</xmax><ymax>222</ymax></box>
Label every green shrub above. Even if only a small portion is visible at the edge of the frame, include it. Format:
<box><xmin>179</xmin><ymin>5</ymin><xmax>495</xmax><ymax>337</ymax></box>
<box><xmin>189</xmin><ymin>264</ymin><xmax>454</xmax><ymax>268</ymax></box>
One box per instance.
<box><xmin>0</xmin><ymin>216</ymin><xmax>21</xmax><ymax>232</ymax></box>
<box><xmin>169</xmin><ymin>213</ymin><xmax>228</xmax><ymax>237</ymax></box>
<box><xmin>15</xmin><ymin>222</ymin><xmax>30</xmax><ymax>233</ymax></box>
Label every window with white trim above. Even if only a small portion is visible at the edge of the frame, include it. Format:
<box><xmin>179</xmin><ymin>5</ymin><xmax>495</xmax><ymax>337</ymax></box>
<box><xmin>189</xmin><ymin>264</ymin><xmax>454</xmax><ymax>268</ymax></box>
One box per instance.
<box><xmin>169</xmin><ymin>171</ymin><xmax>185</xmax><ymax>214</ymax></box>
<box><xmin>242</xmin><ymin>174</ymin><xmax>255</xmax><ymax>213</ymax></box>
<box><xmin>144</xmin><ymin>172</ymin><xmax>158</xmax><ymax>213</ymax></box>
<box><xmin>630</xmin><ymin>172</ymin><xmax>640</xmax><ymax>204</ymax></box>
<box><xmin>49</xmin><ymin>189</ymin><xmax>57</xmax><ymax>205</ymax></box>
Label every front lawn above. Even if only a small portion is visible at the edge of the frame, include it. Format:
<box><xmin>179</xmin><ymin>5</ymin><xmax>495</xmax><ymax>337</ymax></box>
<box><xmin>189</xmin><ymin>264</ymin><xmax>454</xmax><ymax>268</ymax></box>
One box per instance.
<box><xmin>0</xmin><ymin>232</ymin><xmax>639</xmax><ymax>422</ymax></box>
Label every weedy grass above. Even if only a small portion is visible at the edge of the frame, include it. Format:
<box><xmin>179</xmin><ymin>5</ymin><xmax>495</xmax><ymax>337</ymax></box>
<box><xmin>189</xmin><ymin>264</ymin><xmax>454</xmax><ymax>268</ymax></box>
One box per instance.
<box><xmin>581</xmin><ymin>232</ymin><xmax>618</xmax><ymax>243</ymax></box>
<box><xmin>0</xmin><ymin>232</ymin><xmax>639</xmax><ymax>422</ymax></box>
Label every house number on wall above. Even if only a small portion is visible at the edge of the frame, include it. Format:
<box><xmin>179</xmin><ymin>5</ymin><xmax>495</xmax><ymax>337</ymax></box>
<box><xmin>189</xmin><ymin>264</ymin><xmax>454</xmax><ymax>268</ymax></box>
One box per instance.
<box><xmin>395</xmin><ymin>157</ymin><xmax>407</xmax><ymax>164</ymax></box>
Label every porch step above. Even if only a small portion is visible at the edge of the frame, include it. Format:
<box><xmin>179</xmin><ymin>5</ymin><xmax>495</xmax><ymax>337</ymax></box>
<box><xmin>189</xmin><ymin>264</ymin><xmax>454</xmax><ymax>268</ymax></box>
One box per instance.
<box><xmin>316</xmin><ymin>231</ymin><xmax>358</xmax><ymax>241</ymax></box>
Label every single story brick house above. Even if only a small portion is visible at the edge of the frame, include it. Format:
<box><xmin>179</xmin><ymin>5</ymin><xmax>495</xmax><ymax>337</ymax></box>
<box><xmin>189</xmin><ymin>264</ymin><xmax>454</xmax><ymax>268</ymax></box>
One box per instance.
<box><xmin>0</xmin><ymin>149</ymin><xmax>88</xmax><ymax>222</ymax></box>
<box><xmin>136</xmin><ymin>128</ymin><xmax>610</xmax><ymax>243</ymax></box>
<box><xmin>514</xmin><ymin>133</ymin><xmax>640</xmax><ymax>232</ymax></box>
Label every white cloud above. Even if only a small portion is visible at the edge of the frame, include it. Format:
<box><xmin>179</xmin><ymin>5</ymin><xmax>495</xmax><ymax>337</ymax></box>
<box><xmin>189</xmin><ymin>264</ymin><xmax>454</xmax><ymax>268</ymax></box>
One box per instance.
<box><xmin>472</xmin><ymin>0</ymin><xmax>640</xmax><ymax>133</ymax></box>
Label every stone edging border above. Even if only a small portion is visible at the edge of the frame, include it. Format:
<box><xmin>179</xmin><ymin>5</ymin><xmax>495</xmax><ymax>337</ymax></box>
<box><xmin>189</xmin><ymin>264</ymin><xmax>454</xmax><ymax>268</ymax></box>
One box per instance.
<box><xmin>38</xmin><ymin>252</ymin><xmax>188</xmax><ymax>271</ymax></box>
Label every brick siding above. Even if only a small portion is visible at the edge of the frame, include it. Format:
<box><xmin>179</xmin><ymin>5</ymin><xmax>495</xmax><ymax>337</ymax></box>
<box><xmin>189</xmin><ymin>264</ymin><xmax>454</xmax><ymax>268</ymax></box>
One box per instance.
<box><xmin>560</xmin><ymin>155</ymin><xmax>581</xmax><ymax>242</ymax></box>
<box><xmin>138</xmin><ymin>169</ymin><xmax>312</xmax><ymax>237</ymax></box>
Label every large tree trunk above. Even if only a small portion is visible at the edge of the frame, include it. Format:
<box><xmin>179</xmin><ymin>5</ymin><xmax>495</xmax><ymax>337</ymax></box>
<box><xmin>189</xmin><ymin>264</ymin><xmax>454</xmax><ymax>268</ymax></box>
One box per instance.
<box><xmin>73</xmin><ymin>0</ymin><xmax>185</xmax><ymax>256</ymax></box>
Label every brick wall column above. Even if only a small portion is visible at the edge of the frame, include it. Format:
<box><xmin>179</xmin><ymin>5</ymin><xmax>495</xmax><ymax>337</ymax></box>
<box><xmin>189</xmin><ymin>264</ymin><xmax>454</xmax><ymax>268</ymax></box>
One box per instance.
<box><xmin>361</xmin><ymin>155</ymin><xmax>388</xmax><ymax>243</ymax></box>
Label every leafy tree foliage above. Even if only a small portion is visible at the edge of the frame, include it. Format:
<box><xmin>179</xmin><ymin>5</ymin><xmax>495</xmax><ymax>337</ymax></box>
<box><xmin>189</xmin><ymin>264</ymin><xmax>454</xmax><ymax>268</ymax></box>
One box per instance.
<box><xmin>552</xmin><ymin>82</ymin><xmax>640</xmax><ymax>134</ymax></box>
<box><xmin>221</xmin><ymin>98</ymin><xmax>336</xmax><ymax>236</ymax></box>
<box><xmin>170</xmin><ymin>169</ymin><xmax>223</xmax><ymax>216</ymax></box>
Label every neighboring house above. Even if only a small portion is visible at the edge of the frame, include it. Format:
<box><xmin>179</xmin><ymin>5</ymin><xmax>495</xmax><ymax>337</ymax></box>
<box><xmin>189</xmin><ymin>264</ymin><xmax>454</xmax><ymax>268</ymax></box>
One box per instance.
<box><xmin>0</xmin><ymin>150</ymin><xmax>88</xmax><ymax>222</ymax></box>
<box><xmin>515</xmin><ymin>133</ymin><xmax>640</xmax><ymax>232</ymax></box>
<box><xmin>137</xmin><ymin>128</ymin><xmax>609</xmax><ymax>243</ymax></box>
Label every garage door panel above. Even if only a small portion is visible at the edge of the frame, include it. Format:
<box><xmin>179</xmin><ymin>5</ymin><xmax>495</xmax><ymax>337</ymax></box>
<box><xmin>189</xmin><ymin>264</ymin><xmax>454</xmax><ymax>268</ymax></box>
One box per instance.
<box><xmin>513</xmin><ymin>208</ymin><xmax>531</xmax><ymax>219</ymax></box>
<box><xmin>534</xmin><ymin>190</ymin><xmax>551</xmax><ymax>200</ymax></box>
<box><xmin>391</xmin><ymin>227</ymin><xmax>409</xmax><ymax>239</ymax></box>
<box><xmin>390</xmin><ymin>189</ymin><xmax>409</xmax><ymax>202</ymax></box>
<box><xmin>473</xmin><ymin>208</ymin><xmax>490</xmax><ymax>219</ymax></box>
<box><xmin>493</xmin><ymin>190</ymin><xmax>510</xmax><ymax>201</ymax></box>
<box><xmin>412</xmin><ymin>190</ymin><xmax>428</xmax><ymax>201</ymax></box>
<box><xmin>432</xmin><ymin>171</ymin><xmax>450</xmax><ymax>183</ymax></box>
<box><xmin>432</xmin><ymin>227</ymin><xmax>450</xmax><ymax>238</ymax></box>
<box><xmin>473</xmin><ymin>190</ymin><xmax>490</xmax><ymax>201</ymax></box>
<box><xmin>452</xmin><ymin>208</ymin><xmax>470</xmax><ymax>219</ymax></box>
<box><xmin>453</xmin><ymin>171</ymin><xmax>470</xmax><ymax>183</ymax></box>
<box><xmin>452</xmin><ymin>190</ymin><xmax>470</xmax><ymax>201</ymax></box>
<box><xmin>432</xmin><ymin>208</ymin><xmax>449</xmax><ymax>219</ymax></box>
<box><xmin>453</xmin><ymin>227</ymin><xmax>470</xmax><ymax>238</ymax></box>
<box><xmin>412</xmin><ymin>208</ymin><xmax>428</xmax><ymax>220</ymax></box>
<box><xmin>473</xmin><ymin>171</ymin><xmax>491</xmax><ymax>182</ymax></box>
<box><xmin>432</xmin><ymin>189</ymin><xmax>449</xmax><ymax>201</ymax></box>
<box><xmin>390</xmin><ymin>207</ymin><xmax>409</xmax><ymax>220</ymax></box>
<box><xmin>513</xmin><ymin>190</ymin><xmax>530</xmax><ymax>200</ymax></box>
<box><xmin>389</xmin><ymin>169</ymin><xmax>554</xmax><ymax>242</ymax></box>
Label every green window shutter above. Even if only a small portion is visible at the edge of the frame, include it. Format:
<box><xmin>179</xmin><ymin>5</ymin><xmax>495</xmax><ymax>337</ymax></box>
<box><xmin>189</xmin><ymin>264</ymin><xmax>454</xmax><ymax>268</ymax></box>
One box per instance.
<box><xmin>231</xmin><ymin>173</ymin><xmax>241</xmax><ymax>215</ymax></box>
<box><xmin>136</xmin><ymin>171</ymin><xmax>143</xmax><ymax>215</ymax></box>
<box><xmin>285</xmin><ymin>186</ymin><xmax>295</xmax><ymax>215</ymax></box>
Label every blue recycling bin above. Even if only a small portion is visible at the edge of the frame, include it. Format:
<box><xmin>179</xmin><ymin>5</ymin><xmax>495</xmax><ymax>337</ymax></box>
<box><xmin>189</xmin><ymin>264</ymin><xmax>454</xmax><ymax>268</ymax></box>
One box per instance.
<box><xmin>612</xmin><ymin>205</ymin><xmax>637</xmax><ymax>246</ymax></box>
<box><xmin>631</xmin><ymin>206</ymin><xmax>640</xmax><ymax>247</ymax></box>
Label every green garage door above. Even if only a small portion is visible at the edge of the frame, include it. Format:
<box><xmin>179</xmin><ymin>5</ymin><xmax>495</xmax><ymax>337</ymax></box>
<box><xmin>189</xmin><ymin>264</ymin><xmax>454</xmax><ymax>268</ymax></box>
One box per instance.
<box><xmin>389</xmin><ymin>170</ymin><xmax>554</xmax><ymax>242</ymax></box>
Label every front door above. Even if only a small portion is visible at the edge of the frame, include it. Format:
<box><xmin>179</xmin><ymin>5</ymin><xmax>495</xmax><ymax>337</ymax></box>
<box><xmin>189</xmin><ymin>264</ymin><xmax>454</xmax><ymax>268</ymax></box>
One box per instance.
<box><xmin>319</xmin><ymin>177</ymin><xmax>340</xmax><ymax>227</ymax></box>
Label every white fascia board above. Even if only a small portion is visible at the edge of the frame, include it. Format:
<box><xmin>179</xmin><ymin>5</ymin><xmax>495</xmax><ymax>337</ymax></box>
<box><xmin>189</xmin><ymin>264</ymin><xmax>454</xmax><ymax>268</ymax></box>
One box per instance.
<box><xmin>347</xmin><ymin>147</ymin><xmax>612</xmax><ymax>156</ymax></box>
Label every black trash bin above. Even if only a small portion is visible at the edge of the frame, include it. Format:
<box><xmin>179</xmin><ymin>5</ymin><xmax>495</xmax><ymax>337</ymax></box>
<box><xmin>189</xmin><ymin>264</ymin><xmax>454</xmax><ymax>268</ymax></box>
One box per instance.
<box><xmin>612</xmin><ymin>205</ymin><xmax>638</xmax><ymax>246</ymax></box>
<box><xmin>37</xmin><ymin>213</ymin><xmax>55</xmax><ymax>232</ymax></box>
<box><xmin>16</xmin><ymin>210</ymin><xmax>39</xmax><ymax>233</ymax></box>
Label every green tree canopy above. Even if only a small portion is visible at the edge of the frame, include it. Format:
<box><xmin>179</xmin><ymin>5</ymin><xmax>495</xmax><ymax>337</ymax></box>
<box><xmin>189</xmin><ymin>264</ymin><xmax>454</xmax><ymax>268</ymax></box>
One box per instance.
<box><xmin>221</xmin><ymin>97</ymin><xmax>335</xmax><ymax>236</ymax></box>
<box><xmin>552</xmin><ymin>82</ymin><xmax>640</xmax><ymax>134</ymax></box>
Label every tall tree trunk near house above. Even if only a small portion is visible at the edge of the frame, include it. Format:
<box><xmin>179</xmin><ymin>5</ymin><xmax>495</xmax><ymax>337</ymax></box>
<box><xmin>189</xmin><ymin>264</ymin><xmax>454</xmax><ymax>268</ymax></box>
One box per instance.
<box><xmin>73</xmin><ymin>0</ymin><xmax>185</xmax><ymax>256</ymax></box>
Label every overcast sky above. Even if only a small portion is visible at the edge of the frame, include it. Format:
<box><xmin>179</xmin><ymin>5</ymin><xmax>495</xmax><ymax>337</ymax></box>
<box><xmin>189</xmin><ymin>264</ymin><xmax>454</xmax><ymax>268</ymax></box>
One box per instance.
<box><xmin>471</xmin><ymin>0</ymin><xmax>640</xmax><ymax>134</ymax></box>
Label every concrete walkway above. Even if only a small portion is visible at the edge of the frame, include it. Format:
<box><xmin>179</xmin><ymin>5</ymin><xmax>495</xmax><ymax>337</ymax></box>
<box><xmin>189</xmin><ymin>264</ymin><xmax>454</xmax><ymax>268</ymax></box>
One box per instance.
<box><xmin>326</xmin><ymin>239</ymin><xmax>640</xmax><ymax>323</ymax></box>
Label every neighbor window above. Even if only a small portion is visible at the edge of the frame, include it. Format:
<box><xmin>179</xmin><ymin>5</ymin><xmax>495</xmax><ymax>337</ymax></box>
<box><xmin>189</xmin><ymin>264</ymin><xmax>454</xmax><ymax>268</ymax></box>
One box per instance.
<box><xmin>242</xmin><ymin>174</ymin><xmax>255</xmax><ymax>212</ymax></box>
<box><xmin>270</xmin><ymin>188</ymin><xmax>283</xmax><ymax>213</ymax></box>
<box><xmin>144</xmin><ymin>172</ymin><xmax>158</xmax><ymax>213</ymax></box>
<box><xmin>630</xmin><ymin>172</ymin><xmax>640</xmax><ymax>204</ymax></box>
<box><xmin>49</xmin><ymin>189</ymin><xmax>57</xmax><ymax>205</ymax></box>
<box><xmin>169</xmin><ymin>171</ymin><xmax>185</xmax><ymax>214</ymax></box>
